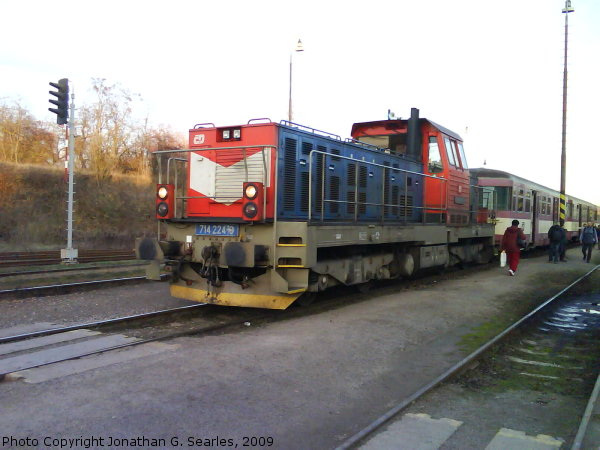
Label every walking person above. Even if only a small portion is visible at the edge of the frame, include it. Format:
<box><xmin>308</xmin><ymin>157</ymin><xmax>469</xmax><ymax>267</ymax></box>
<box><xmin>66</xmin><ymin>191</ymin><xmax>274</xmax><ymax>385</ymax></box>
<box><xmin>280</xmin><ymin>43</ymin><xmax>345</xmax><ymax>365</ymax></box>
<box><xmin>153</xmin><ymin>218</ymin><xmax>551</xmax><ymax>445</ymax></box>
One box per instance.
<box><xmin>580</xmin><ymin>223</ymin><xmax>598</xmax><ymax>263</ymax></box>
<box><xmin>501</xmin><ymin>219</ymin><xmax>526</xmax><ymax>276</ymax></box>
<box><xmin>597</xmin><ymin>224</ymin><xmax>600</xmax><ymax>251</ymax></box>
<box><xmin>547</xmin><ymin>222</ymin><xmax>564</xmax><ymax>264</ymax></box>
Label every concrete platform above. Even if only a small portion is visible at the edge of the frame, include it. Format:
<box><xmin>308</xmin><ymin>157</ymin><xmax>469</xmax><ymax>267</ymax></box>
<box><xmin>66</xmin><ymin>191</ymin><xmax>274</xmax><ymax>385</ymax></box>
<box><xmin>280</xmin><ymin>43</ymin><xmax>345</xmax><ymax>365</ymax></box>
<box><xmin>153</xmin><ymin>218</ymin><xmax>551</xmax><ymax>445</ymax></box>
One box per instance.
<box><xmin>360</xmin><ymin>413</ymin><xmax>462</xmax><ymax>450</ymax></box>
<box><xmin>0</xmin><ymin>334</ymin><xmax>138</xmax><ymax>374</ymax></box>
<box><xmin>9</xmin><ymin>342</ymin><xmax>177</xmax><ymax>384</ymax></box>
<box><xmin>485</xmin><ymin>428</ymin><xmax>563</xmax><ymax>449</ymax></box>
<box><xmin>0</xmin><ymin>329</ymin><xmax>101</xmax><ymax>355</ymax></box>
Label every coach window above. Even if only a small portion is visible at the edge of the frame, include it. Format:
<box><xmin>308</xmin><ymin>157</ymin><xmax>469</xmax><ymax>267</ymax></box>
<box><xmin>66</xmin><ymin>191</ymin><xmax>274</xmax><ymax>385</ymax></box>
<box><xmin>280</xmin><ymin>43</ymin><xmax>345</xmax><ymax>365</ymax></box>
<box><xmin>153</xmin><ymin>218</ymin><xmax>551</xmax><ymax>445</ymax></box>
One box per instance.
<box><xmin>567</xmin><ymin>201</ymin><xmax>573</xmax><ymax>218</ymax></box>
<box><xmin>443</xmin><ymin>137</ymin><xmax>456</xmax><ymax>167</ymax></box>
<box><xmin>495</xmin><ymin>187</ymin><xmax>511</xmax><ymax>210</ymax></box>
<box><xmin>427</xmin><ymin>137</ymin><xmax>443</xmax><ymax>173</ymax></box>
<box><xmin>541</xmin><ymin>199</ymin><xmax>546</xmax><ymax>215</ymax></box>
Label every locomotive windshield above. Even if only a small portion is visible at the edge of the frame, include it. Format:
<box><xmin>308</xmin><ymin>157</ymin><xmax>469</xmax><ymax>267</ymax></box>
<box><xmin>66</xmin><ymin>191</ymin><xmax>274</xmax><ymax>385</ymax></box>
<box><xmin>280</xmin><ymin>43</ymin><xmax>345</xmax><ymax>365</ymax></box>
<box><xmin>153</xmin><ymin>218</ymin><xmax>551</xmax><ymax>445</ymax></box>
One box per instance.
<box><xmin>356</xmin><ymin>134</ymin><xmax>407</xmax><ymax>155</ymax></box>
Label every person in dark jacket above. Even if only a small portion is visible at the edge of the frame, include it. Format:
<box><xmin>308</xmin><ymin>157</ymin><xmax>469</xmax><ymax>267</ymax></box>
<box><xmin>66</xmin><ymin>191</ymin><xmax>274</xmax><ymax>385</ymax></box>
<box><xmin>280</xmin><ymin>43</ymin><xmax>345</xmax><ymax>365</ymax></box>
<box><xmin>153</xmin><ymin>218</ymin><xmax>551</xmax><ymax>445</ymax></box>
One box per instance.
<box><xmin>580</xmin><ymin>223</ymin><xmax>598</xmax><ymax>263</ymax></box>
<box><xmin>547</xmin><ymin>223</ymin><xmax>564</xmax><ymax>263</ymax></box>
<box><xmin>597</xmin><ymin>225</ymin><xmax>600</xmax><ymax>251</ymax></box>
<box><xmin>559</xmin><ymin>225</ymin><xmax>568</xmax><ymax>262</ymax></box>
<box><xmin>501</xmin><ymin>219</ymin><xmax>527</xmax><ymax>276</ymax></box>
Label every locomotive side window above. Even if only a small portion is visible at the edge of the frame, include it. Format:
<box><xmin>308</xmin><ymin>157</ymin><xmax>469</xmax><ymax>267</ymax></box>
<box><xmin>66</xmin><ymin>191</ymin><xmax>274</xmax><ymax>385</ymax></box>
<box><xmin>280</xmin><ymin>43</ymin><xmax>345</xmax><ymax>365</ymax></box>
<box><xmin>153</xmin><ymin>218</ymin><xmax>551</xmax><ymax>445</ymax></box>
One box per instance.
<box><xmin>427</xmin><ymin>137</ymin><xmax>443</xmax><ymax>173</ymax></box>
<box><xmin>443</xmin><ymin>137</ymin><xmax>456</xmax><ymax>166</ymax></box>
<box><xmin>457</xmin><ymin>142</ymin><xmax>468</xmax><ymax>169</ymax></box>
<box><xmin>390</xmin><ymin>134</ymin><xmax>407</xmax><ymax>155</ymax></box>
<box><xmin>450</xmin><ymin>140</ymin><xmax>463</xmax><ymax>170</ymax></box>
<box><xmin>357</xmin><ymin>135</ymin><xmax>388</xmax><ymax>149</ymax></box>
<box><xmin>356</xmin><ymin>134</ymin><xmax>407</xmax><ymax>155</ymax></box>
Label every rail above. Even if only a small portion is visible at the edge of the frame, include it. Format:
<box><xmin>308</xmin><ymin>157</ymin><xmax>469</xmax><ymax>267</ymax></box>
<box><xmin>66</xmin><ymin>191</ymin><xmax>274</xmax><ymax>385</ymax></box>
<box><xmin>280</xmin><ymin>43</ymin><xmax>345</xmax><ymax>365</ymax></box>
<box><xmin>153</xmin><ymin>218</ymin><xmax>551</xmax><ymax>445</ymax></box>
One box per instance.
<box><xmin>279</xmin><ymin>120</ymin><xmax>342</xmax><ymax>141</ymax></box>
<box><xmin>0</xmin><ymin>250</ymin><xmax>136</xmax><ymax>268</ymax></box>
<box><xmin>336</xmin><ymin>265</ymin><xmax>600</xmax><ymax>449</ymax></box>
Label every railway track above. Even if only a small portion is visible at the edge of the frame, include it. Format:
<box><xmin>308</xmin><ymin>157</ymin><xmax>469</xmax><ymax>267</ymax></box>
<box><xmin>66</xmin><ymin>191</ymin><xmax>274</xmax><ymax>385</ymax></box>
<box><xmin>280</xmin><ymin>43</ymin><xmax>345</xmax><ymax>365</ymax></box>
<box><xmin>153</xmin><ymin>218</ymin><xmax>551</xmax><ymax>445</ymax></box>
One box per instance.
<box><xmin>0</xmin><ymin>249</ymin><xmax>136</xmax><ymax>267</ymax></box>
<box><xmin>0</xmin><ymin>262</ymin><xmax>148</xmax><ymax>279</ymax></box>
<box><xmin>0</xmin><ymin>302</ymin><xmax>268</xmax><ymax>381</ymax></box>
<box><xmin>0</xmin><ymin>276</ymin><xmax>157</xmax><ymax>299</ymax></box>
<box><xmin>337</xmin><ymin>265</ymin><xmax>600</xmax><ymax>449</ymax></box>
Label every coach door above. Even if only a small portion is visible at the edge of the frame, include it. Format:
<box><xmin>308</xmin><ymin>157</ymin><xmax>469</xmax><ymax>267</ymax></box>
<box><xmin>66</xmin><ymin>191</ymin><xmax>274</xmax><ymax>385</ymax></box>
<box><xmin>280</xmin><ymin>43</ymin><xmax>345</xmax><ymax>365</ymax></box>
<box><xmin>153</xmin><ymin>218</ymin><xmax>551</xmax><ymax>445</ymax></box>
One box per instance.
<box><xmin>531</xmin><ymin>191</ymin><xmax>538</xmax><ymax>245</ymax></box>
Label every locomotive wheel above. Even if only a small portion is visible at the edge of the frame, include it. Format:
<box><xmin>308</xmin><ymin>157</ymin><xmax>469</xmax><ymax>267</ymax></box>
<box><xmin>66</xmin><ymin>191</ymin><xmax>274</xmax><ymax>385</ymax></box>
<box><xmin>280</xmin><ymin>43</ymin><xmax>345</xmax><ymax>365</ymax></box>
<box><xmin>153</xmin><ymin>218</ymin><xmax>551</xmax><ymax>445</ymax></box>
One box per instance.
<box><xmin>296</xmin><ymin>292</ymin><xmax>317</xmax><ymax>307</ymax></box>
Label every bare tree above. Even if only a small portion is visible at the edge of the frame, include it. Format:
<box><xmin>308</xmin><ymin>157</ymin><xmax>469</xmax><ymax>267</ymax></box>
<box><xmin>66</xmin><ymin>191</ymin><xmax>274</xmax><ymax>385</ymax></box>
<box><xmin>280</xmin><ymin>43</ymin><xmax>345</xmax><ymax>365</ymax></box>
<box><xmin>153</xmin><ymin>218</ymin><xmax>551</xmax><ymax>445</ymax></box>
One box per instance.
<box><xmin>0</xmin><ymin>100</ymin><xmax>58</xmax><ymax>164</ymax></box>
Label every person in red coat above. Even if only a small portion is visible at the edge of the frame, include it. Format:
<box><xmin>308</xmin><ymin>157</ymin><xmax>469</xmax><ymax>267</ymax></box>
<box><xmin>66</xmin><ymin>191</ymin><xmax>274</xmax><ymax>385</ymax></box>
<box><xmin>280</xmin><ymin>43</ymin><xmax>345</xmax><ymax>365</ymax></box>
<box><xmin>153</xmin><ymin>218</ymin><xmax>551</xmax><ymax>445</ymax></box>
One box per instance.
<box><xmin>501</xmin><ymin>219</ymin><xmax>526</xmax><ymax>276</ymax></box>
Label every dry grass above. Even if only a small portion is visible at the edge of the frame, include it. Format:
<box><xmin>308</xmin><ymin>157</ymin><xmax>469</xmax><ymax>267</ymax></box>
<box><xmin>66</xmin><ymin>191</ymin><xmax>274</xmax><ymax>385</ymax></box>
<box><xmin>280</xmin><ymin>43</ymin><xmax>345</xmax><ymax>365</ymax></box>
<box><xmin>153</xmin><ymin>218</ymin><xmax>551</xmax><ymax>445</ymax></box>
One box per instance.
<box><xmin>0</xmin><ymin>162</ymin><xmax>156</xmax><ymax>251</ymax></box>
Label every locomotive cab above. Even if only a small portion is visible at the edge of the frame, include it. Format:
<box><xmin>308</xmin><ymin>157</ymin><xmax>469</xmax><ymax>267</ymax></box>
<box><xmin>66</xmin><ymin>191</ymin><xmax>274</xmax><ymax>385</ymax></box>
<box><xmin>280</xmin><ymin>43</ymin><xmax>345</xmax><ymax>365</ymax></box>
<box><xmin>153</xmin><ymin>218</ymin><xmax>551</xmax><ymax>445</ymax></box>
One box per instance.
<box><xmin>351</xmin><ymin>108</ymin><xmax>470</xmax><ymax>225</ymax></box>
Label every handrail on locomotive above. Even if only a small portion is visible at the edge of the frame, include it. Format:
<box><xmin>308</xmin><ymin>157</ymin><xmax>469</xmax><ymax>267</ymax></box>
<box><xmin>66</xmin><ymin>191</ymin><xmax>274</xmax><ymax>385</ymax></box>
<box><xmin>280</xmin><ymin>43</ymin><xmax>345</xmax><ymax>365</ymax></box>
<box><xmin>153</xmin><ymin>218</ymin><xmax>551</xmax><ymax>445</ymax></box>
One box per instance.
<box><xmin>153</xmin><ymin>145</ymin><xmax>495</xmax><ymax>226</ymax></box>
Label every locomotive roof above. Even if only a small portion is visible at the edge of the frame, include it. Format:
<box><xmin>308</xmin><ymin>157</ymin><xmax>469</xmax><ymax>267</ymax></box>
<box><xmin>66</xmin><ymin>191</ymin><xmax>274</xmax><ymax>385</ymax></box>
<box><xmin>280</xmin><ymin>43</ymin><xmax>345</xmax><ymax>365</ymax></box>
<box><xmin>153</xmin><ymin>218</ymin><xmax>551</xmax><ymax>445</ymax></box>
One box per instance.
<box><xmin>351</xmin><ymin>119</ymin><xmax>462</xmax><ymax>141</ymax></box>
<box><xmin>471</xmin><ymin>167</ymin><xmax>598</xmax><ymax>207</ymax></box>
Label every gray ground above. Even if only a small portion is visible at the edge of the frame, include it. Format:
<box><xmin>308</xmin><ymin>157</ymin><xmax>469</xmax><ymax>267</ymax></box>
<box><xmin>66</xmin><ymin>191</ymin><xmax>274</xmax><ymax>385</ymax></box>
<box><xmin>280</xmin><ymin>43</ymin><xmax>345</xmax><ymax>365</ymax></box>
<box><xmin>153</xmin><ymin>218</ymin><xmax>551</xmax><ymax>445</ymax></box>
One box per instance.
<box><xmin>0</xmin><ymin>248</ymin><xmax>598</xmax><ymax>449</ymax></box>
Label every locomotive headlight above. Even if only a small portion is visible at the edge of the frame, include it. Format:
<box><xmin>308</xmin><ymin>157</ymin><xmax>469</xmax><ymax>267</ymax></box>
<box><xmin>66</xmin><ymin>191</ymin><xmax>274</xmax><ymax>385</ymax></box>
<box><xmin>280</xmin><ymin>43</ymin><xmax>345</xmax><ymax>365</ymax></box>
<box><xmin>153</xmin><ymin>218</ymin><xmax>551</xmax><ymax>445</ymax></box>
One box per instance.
<box><xmin>222</xmin><ymin>130</ymin><xmax>230</xmax><ymax>139</ymax></box>
<box><xmin>243</xmin><ymin>202</ymin><xmax>258</xmax><ymax>218</ymax></box>
<box><xmin>157</xmin><ymin>186</ymin><xmax>168</xmax><ymax>199</ymax></box>
<box><xmin>244</xmin><ymin>184</ymin><xmax>257</xmax><ymax>199</ymax></box>
<box><xmin>233</xmin><ymin>129</ymin><xmax>241</xmax><ymax>139</ymax></box>
<box><xmin>157</xmin><ymin>202</ymin><xmax>169</xmax><ymax>217</ymax></box>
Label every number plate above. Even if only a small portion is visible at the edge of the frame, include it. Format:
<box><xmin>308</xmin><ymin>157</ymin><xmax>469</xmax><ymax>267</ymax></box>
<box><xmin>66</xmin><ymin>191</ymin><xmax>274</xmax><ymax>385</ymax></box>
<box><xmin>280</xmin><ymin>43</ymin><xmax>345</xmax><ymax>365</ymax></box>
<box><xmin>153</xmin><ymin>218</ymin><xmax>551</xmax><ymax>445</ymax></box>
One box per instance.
<box><xmin>195</xmin><ymin>224</ymin><xmax>239</xmax><ymax>237</ymax></box>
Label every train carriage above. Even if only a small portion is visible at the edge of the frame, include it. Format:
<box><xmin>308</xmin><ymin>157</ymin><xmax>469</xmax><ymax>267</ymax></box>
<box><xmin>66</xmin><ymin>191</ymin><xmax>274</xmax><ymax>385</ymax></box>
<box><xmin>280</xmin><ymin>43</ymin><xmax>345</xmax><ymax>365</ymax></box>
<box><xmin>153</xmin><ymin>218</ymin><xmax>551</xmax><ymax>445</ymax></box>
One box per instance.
<box><xmin>138</xmin><ymin>109</ymin><xmax>496</xmax><ymax>309</ymax></box>
<box><xmin>472</xmin><ymin>168</ymin><xmax>599</xmax><ymax>248</ymax></box>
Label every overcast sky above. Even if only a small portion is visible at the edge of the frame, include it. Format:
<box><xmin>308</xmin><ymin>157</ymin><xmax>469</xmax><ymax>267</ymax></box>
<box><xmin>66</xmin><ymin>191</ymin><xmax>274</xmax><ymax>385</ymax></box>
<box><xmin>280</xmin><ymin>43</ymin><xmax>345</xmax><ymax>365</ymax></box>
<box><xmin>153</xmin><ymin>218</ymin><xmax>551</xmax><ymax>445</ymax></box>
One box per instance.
<box><xmin>1</xmin><ymin>0</ymin><xmax>599</xmax><ymax>204</ymax></box>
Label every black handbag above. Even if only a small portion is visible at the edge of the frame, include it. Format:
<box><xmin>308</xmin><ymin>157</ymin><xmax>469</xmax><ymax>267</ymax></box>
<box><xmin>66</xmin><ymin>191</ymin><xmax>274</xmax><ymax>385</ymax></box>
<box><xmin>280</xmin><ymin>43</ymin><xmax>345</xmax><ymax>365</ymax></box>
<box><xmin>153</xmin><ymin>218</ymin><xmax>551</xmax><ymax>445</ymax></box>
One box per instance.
<box><xmin>517</xmin><ymin>233</ymin><xmax>526</xmax><ymax>248</ymax></box>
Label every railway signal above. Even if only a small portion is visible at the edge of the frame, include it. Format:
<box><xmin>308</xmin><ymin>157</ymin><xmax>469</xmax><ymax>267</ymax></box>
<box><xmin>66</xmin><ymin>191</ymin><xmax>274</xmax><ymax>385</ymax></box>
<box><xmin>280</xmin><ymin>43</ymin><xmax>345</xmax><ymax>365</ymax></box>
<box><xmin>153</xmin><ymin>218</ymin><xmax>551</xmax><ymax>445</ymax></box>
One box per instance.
<box><xmin>48</xmin><ymin>77</ymin><xmax>78</xmax><ymax>263</ymax></box>
<box><xmin>49</xmin><ymin>78</ymin><xmax>69</xmax><ymax>125</ymax></box>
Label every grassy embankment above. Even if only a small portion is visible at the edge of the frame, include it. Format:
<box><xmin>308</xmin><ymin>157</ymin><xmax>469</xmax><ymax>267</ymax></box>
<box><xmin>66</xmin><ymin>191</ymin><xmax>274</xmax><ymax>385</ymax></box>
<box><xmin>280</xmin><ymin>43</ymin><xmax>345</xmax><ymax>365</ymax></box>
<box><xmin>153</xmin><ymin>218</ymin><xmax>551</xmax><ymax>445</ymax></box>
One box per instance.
<box><xmin>0</xmin><ymin>162</ymin><xmax>156</xmax><ymax>251</ymax></box>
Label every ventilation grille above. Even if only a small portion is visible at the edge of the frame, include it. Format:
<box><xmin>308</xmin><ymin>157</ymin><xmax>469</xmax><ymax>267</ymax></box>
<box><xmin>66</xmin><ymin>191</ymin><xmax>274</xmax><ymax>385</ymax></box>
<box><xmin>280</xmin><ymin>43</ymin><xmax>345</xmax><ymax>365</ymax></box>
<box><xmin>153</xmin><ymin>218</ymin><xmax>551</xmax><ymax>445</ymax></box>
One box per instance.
<box><xmin>300</xmin><ymin>172</ymin><xmax>309</xmax><ymax>212</ymax></box>
<box><xmin>283</xmin><ymin>138</ymin><xmax>297</xmax><ymax>210</ymax></box>
<box><xmin>330</xmin><ymin>176</ymin><xmax>340</xmax><ymax>213</ymax></box>
<box><xmin>399</xmin><ymin>195</ymin><xmax>413</xmax><ymax>217</ymax></box>
<box><xmin>359</xmin><ymin>166</ymin><xmax>368</xmax><ymax>188</ymax></box>
<box><xmin>302</xmin><ymin>141</ymin><xmax>313</xmax><ymax>155</ymax></box>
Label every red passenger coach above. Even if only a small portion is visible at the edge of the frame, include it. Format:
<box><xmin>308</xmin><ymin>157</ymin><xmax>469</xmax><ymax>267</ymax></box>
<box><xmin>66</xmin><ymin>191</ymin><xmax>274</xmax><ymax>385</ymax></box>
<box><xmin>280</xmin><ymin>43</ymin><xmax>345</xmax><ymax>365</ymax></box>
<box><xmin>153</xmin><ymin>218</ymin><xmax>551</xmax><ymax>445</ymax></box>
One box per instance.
<box><xmin>187</xmin><ymin>122</ymin><xmax>277</xmax><ymax>220</ymax></box>
<box><xmin>472</xmin><ymin>168</ymin><xmax>599</xmax><ymax>248</ymax></box>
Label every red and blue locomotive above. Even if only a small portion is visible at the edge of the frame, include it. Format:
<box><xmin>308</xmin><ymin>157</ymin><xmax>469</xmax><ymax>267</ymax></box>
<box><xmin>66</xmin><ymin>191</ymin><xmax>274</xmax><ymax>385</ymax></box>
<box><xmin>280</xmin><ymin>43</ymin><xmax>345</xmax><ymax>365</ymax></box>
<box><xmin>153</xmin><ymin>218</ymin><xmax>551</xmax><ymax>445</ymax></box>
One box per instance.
<box><xmin>138</xmin><ymin>108</ymin><xmax>495</xmax><ymax>309</ymax></box>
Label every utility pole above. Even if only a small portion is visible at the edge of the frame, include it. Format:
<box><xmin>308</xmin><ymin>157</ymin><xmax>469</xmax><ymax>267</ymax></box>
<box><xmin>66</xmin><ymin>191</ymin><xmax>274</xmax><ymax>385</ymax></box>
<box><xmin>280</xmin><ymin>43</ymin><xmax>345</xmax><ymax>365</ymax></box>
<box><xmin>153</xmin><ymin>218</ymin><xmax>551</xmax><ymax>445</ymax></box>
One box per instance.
<box><xmin>559</xmin><ymin>0</ymin><xmax>574</xmax><ymax>227</ymax></box>
<box><xmin>288</xmin><ymin>39</ymin><xmax>304</xmax><ymax>122</ymax></box>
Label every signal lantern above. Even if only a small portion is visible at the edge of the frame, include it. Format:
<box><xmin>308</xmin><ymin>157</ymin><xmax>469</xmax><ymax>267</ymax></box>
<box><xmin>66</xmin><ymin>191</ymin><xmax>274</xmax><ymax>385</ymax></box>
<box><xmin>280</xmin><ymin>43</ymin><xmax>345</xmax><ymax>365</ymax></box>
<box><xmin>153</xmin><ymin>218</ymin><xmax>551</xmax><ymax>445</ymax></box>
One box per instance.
<box><xmin>49</xmin><ymin>78</ymin><xmax>69</xmax><ymax>125</ymax></box>
<box><xmin>156</xmin><ymin>184</ymin><xmax>175</xmax><ymax>219</ymax></box>
<box><xmin>242</xmin><ymin>182</ymin><xmax>263</xmax><ymax>221</ymax></box>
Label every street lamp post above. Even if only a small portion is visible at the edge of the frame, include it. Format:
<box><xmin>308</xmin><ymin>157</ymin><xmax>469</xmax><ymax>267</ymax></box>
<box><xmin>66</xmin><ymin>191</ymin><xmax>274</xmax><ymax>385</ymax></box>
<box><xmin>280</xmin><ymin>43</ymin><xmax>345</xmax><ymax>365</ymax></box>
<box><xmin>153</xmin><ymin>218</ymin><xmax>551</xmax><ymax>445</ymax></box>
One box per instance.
<box><xmin>288</xmin><ymin>38</ymin><xmax>304</xmax><ymax>122</ymax></box>
<box><xmin>559</xmin><ymin>0</ymin><xmax>574</xmax><ymax>227</ymax></box>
